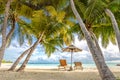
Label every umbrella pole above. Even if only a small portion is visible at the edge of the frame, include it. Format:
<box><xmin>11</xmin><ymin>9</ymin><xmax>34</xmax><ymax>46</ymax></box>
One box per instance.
<box><xmin>71</xmin><ymin>52</ymin><xmax>72</xmax><ymax>67</ymax></box>
<box><xmin>70</xmin><ymin>50</ymin><xmax>73</xmax><ymax>70</ymax></box>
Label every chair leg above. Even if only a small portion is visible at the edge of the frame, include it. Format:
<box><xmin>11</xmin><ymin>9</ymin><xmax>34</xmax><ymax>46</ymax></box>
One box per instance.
<box><xmin>58</xmin><ymin>67</ymin><xmax>60</xmax><ymax>70</ymax></box>
<box><xmin>64</xmin><ymin>67</ymin><xmax>66</xmax><ymax>71</ymax></box>
<box><xmin>74</xmin><ymin>66</ymin><xmax>76</xmax><ymax>70</ymax></box>
<box><xmin>81</xmin><ymin>67</ymin><xmax>83</xmax><ymax>70</ymax></box>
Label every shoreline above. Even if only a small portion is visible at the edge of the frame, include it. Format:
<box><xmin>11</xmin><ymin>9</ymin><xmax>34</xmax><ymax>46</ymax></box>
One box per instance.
<box><xmin>0</xmin><ymin>63</ymin><xmax>120</xmax><ymax>80</ymax></box>
<box><xmin>1</xmin><ymin>63</ymin><xmax>120</xmax><ymax>72</ymax></box>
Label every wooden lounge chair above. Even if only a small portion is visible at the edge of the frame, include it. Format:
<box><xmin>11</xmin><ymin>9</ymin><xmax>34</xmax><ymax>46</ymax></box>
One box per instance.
<box><xmin>58</xmin><ymin>59</ymin><xmax>69</xmax><ymax>70</ymax></box>
<box><xmin>74</xmin><ymin>62</ymin><xmax>83</xmax><ymax>70</ymax></box>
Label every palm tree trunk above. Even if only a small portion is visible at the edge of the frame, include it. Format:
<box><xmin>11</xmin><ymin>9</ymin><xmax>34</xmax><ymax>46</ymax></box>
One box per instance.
<box><xmin>0</xmin><ymin>0</ymin><xmax>12</xmax><ymax>66</ymax></box>
<box><xmin>8</xmin><ymin>48</ymin><xmax>31</xmax><ymax>71</ymax></box>
<box><xmin>90</xmin><ymin>31</ymin><xmax>104</xmax><ymax>59</ymax></box>
<box><xmin>70</xmin><ymin>0</ymin><xmax>115</xmax><ymax>80</ymax></box>
<box><xmin>105</xmin><ymin>9</ymin><xmax>120</xmax><ymax>53</ymax></box>
<box><xmin>6</xmin><ymin>16</ymin><xmax>15</xmax><ymax>47</ymax></box>
<box><xmin>17</xmin><ymin>31</ymin><xmax>45</xmax><ymax>72</ymax></box>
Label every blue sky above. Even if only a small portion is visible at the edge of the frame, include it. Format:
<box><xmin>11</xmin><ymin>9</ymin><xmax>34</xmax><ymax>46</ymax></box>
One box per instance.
<box><xmin>1</xmin><ymin>35</ymin><xmax>120</xmax><ymax>64</ymax></box>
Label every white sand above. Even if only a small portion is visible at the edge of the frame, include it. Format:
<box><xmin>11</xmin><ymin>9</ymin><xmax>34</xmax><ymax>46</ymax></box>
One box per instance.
<box><xmin>0</xmin><ymin>63</ymin><xmax>120</xmax><ymax>80</ymax></box>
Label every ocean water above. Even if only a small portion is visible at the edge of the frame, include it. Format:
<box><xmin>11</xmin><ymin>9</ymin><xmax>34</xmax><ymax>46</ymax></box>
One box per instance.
<box><xmin>24</xmin><ymin>61</ymin><xmax>118</xmax><ymax>68</ymax></box>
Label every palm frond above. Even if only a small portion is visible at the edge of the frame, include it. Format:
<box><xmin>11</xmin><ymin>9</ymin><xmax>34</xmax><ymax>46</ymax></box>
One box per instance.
<box><xmin>74</xmin><ymin>0</ymin><xmax>86</xmax><ymax>15</ymax></box>
<box><xmin>56</xmin><ymin>11</ymin><xmax>66</xmax><ymax>22</ymax></box>
<box><xmin>45</xmin><ymin>6</ymin><xmax>57</xmax><ymax>18</ymax></box>
<box><xmin>93</xmin><ymin>25</ymin><xmax>115</xmax><ymax>48</ymax></box>
<box><xmin>55</xmin><ymin>0</ymin><xmax>69</xmax><ymax>11</ymax></box>
<box><xmin>85</xmin><ymin>0</ymin><xmax>106</xmax><ymax>23</ymax></box>
<box><xmin>42</xmin><ymin>37</ymin><xmax>63</xmax><ymax>57</ymax></box>
<box><xmin>15</xmin><ymin>3</ymin><xmax>33</xmax><ymax>18</ymax></box>
<box><xmin>107</xmin><ymin>0</ymin><xmax>120</xmax><ymax>12</ymax></box>
<box><xmin>0</xmin><ymin>1</ymin><xmax>5</xmax><ymax>14</ymax></box>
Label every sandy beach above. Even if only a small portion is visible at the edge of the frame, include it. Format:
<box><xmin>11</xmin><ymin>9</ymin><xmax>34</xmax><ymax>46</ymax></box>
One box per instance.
<box><xmin>0</xmin><ymin>63</ymin><xmax>120</xmax><ymax>80</ymax></box>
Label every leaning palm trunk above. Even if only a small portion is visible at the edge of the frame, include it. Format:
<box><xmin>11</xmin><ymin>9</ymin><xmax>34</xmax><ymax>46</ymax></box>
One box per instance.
<box><xmin>0</xmin><ymin>0</ymin><xmax>12</xmax><ymax>66</ymax></box>
<box><xmin>70</xmin><ymin>0</ymin><xmax>115</xmax><ymax>80</ymax></box>
<box><xmin>8</xmin><ymin>48</ymin><xmax>31</xmax><ymax>71</ymax></box>
<box><xmin>6</xmin><ymin>16</ymin><xmax>16</xmax><ymax>47</ymax></box>
<box><xmin>105</xmin><ymin>9</ymin><xmax>120</xmax><ymax>53</ymax></box>
<box><xmin>17</xmin><ymin>32</ymin><xmax>45</xmax><ymax>72</ymax></box>
<box><xmin>90</xmin><ymin>31</ymin><xmax>104</xmax><ymax>58</ymax></box>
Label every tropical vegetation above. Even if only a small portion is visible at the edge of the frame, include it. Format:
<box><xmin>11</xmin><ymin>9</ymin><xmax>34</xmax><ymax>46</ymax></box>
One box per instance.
<box><xmin>0</xmin><ymin>0</ymin><xmax>120</xmax><ymax>80</ymax></box>
<box><xmin>2</xmin><ymin>60</ymin><xmax>12</xmax><ymax>63</ymax></box>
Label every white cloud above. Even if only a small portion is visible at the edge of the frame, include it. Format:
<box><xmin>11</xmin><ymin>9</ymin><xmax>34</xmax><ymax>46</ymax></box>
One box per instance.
<box><xmin>2</xmin><ymin>36</ymin><xmax>120</xmax><ymax>64</ymax></box>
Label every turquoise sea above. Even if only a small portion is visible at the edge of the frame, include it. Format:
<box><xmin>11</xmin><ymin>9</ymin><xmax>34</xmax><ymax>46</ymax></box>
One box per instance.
<box><xmin>25</xmin><ymin>61</ymin><xmax>118</xmax><ymax>68</ymax></box>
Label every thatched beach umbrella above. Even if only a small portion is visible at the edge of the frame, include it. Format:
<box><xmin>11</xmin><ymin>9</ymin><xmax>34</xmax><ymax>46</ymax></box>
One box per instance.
<box><xmin>62</xmin><ymin>45</ymin><xmax>82</xmax><ymax>70</ymax></box>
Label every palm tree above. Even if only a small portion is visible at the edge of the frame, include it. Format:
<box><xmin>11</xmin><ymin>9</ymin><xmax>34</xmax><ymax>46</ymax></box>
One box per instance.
<box><xmin>70</xmin><ymin>0</ymin><xmax>115</xmax><ymax>80</ymax></box>
<box><xmin>0</xmin><ymin>0</ymin><xmax>35</xmax><ymax>66</ymax></box>
<box><xmin>104</xmin><ymin>0</ymin><xmax>120</xmax><ymax>52</ymax></box>
<box><xmin>8</xmin><ymin>0</ymin><xmax>76</xmax><ymax>71</ymax></box>
<box><xmin>8</xmin><ymin>5</ymin><xmax>75</xmax><ymax>71</ymax></box>
<box><xmin>105</xmin><ymin>9</ymin><xmax>120</xmax><ymax>51</ymax></box>
<box><xmin>16</xmin><ymin>9</ymin><xmax>74</xmax><ymax>72</ymax></box>
<box><xmin>0</xmin><ymin>0</ymin><xmax>13</xmax><ymax>66</ymax></box>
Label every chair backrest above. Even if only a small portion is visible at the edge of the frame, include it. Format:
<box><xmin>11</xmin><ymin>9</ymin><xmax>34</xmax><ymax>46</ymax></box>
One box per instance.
<box><xmin>74</xmin><ymin>62</ymin><xmax>82</xmax><ymax>66</ymax></box>
<box><xmin>59</xmin><ymin>59</ymin><xmax>67</xmax><ymax>66</ymax></box>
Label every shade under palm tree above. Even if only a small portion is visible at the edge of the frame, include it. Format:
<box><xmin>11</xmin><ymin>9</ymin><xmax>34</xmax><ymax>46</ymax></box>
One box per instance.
<box><xmin>62</xmin><ymin>45</ymin><xmax>82</xmax><ymax>70</ymax></box>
